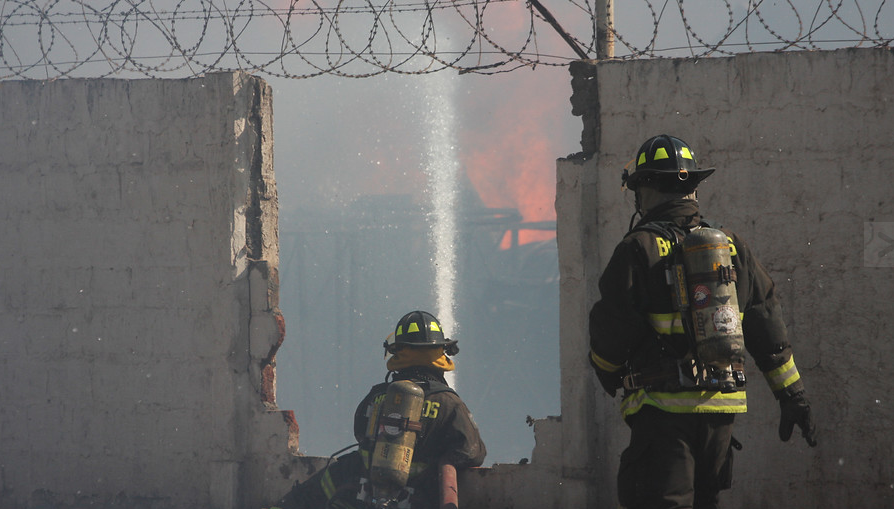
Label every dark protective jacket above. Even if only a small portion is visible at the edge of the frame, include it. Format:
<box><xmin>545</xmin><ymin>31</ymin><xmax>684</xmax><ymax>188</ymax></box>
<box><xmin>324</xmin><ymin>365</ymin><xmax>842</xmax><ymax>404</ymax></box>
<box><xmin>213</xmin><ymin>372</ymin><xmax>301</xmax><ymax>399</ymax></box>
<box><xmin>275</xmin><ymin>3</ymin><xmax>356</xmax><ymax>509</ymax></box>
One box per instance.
<box><xmin>277</xmin><ymin>367</ymin><xmax>485</xmax><ymax>509</ymax></box>
<box><xmin>589</xmin><ymin>199</ymin><xmax>805</xmax><ymax>418</ymax></box>
<box><xmin>354</xmin><ymin>367</ymin><xmax>487</xmax><ymax>472</ymax></box>
<box><xmin>351</xmin><ymin>367</ymin><xmax>486</xmax><ymax>508</ymax></box>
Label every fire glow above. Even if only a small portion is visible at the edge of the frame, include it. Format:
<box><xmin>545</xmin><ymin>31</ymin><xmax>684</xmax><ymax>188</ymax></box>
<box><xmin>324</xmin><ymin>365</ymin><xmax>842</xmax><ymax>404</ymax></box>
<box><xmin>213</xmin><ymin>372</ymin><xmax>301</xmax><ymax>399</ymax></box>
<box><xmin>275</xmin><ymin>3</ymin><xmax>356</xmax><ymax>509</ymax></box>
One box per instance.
<box><xmin>461</xmin><ymin>68</ymin><xmax>562</xmax><ymax>250</ymax></box>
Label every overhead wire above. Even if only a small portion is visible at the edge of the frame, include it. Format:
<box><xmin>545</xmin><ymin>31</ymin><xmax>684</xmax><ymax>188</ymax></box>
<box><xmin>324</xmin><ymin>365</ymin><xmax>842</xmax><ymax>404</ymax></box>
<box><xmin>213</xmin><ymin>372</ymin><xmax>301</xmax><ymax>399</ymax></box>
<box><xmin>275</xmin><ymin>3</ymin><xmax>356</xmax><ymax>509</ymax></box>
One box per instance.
<box><xmin>0</xmin><ymin>0</ymin><xmax>890</xmax><ymax>80</ymax></box>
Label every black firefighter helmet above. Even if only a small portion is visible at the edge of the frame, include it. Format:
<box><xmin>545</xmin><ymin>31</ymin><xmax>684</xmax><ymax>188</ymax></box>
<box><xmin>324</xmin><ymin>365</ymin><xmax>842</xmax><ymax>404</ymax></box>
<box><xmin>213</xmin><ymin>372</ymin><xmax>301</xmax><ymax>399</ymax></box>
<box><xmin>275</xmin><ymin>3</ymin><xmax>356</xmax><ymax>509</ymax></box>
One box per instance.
<box><xmin>622</xmin><ymin>134</ymin><xmax>715</xmax><ymax>193</ymax></box>
<box><xmin>384</xmin><ymin>310</ymin><xmax>459</xmax><ymax>355</ymax></box>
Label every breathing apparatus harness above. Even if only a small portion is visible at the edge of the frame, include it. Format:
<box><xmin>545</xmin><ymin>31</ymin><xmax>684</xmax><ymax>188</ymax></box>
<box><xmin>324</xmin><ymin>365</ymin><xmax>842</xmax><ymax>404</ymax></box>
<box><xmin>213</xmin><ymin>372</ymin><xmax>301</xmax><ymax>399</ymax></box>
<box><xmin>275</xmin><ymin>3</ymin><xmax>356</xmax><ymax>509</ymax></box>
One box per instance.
<box><xmin>622</xmin><ymin>219</ymin><xmax>747</xmax><ymax>394</ymax></box>
<box><xmin>354</xmin><ymin>370</ymin><xmax>456</xmax><ymax>509</ymax></box>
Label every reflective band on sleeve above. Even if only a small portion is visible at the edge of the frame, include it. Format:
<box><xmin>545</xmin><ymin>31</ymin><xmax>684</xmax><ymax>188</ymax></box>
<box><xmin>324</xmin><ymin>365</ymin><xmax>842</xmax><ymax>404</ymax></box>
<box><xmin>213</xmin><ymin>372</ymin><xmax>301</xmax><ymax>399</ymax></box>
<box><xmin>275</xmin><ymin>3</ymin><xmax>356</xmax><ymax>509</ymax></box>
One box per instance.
<box><xmin>321</xmin><ymin>466</ymin><xmax>338</xmax><ymax>499</ymax></box>
<box><xmin>648</xmin><ymin>312</ymin><xmax>686</xmax><ymax>335</ymax></box>
<box><xmin>763</xmin><ymin>355</ymin><xmax>801</xmax><ymax>392</ymax></box>
<box><xmin>621</xmin><ymin>389</ymin><xmax>747</xmax><ymax>418</ymax></box>
<box><xmin>590</xmin><ymin>350</ymin><xmax>623</xmax><ymax>373</ymax></box>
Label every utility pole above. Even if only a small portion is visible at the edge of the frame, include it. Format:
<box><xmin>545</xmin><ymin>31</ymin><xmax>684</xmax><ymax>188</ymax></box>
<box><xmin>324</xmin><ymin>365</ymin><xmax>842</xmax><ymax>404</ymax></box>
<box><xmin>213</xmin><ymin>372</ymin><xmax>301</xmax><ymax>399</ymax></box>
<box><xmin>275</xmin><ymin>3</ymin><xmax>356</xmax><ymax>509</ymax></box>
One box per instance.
<box><xmin>596</xmin><ymin>0</ymin><xmax>614</xmax><ymax>59</ymax></box>
<box><xmin>530</xmin><ymin>0</ymin><xmax>590</xmax><ymax>60</ymax></box>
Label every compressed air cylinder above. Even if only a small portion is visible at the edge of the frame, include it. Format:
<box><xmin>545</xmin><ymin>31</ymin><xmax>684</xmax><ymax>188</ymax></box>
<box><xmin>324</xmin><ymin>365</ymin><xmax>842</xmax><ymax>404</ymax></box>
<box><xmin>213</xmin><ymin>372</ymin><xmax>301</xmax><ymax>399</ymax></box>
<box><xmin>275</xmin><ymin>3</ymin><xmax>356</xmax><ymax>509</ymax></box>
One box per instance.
<box><xmin>682</xmin><ymin>227</ymin><xmax>745</xmax><ymax>368</ymax></box>
<box><xmin>369</xmin><ymin>380</ymin><xmax>425</xmax><ymax>494</ymax></box>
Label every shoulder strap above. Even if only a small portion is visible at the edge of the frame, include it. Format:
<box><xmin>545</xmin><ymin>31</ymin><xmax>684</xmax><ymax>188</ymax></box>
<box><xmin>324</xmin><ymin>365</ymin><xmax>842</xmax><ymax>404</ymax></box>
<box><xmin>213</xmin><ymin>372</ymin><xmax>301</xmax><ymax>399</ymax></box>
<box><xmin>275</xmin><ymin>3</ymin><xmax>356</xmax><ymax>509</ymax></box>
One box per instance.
<box><xmin>626</xmin><ymin>220</ymin><xmax>686</xmax><ymax>243</ymax></box>
<box><xmin>369</xmin><ymin>381</ymin><xmax>389</xmax><ymax>395</ymax></box>
<box><xmin>626</xmin><ymin>221</ymin><xmax>688</xmax><ymax>260</ymax></box>
<box><xmin>419</xmin><ymin>380</ymin><xmax>456</xmax><ymax>396</ymax></box>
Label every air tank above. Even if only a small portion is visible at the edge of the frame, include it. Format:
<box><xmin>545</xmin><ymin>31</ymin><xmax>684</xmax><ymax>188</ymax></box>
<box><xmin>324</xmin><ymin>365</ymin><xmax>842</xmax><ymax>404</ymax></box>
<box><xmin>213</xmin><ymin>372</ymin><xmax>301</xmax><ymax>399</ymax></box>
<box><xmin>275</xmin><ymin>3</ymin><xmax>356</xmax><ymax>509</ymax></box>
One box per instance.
<box><xmin>682</xmin><ymin>227</ymin><xmax>745</xmax><ymax>368</ymax></box>
<box><xmin>369</xmin><ymin>380</ymin><xmax>425</xmax><ymax>503</ymax></box>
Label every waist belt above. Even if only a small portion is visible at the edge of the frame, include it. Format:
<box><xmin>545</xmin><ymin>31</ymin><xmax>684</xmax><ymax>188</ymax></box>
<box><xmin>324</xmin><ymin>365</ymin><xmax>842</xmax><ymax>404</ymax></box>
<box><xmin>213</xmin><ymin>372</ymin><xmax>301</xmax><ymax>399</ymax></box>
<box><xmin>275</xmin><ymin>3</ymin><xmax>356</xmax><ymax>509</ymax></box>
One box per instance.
<box><xmin>624</xmin><ymin>359</ymin><xmax>746</xmax><ymax>393</ymax></box>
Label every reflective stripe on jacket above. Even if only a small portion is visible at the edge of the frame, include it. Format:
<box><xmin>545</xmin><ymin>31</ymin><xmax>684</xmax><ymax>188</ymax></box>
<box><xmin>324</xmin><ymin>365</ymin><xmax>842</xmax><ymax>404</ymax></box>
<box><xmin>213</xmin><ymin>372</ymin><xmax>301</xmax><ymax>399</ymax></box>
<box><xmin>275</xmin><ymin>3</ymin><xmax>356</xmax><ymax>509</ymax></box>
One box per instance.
<box><xmin>620</xmin><ymin>389</ymin><xmax>748</xmax><ymax>418</ymax></box>
<box><xmin>589</xmin><ymin>200</ymin><xmax>804</xmax><ymax>417</ymax></box>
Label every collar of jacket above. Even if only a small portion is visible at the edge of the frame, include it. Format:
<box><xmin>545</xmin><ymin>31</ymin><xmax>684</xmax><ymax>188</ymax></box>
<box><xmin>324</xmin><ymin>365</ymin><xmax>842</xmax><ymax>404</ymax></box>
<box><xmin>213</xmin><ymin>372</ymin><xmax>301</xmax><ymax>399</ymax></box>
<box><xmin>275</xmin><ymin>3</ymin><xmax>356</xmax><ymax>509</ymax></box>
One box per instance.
<box><xmin>635</xmin><ymin>199</ymin><xmax>702</xmax><ymax>229</ymax></box>
<box><xmin>393</xmin><ymin>366</ymin><xmax>450</xmax><ymax>386</ymax></box>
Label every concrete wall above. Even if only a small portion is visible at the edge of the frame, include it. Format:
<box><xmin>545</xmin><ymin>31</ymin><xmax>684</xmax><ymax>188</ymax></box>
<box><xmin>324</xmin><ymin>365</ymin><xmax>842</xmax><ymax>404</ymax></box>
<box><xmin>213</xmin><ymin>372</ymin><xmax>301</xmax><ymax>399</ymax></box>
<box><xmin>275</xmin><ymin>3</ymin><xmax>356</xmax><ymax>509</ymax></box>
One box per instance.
<box><xmin>0</xmin><ymin>73</ymin><xmax>298</xmax><ymax>509</ymax></box>
<box><xmin>3</xmin><ymin>47</ymin><xmax>891</xmax><ymax>509</ymax></box>
<box><xmin>557</xmin><ymin>47</ymin><xmax>894</xmax><ymax>507</ymax></box>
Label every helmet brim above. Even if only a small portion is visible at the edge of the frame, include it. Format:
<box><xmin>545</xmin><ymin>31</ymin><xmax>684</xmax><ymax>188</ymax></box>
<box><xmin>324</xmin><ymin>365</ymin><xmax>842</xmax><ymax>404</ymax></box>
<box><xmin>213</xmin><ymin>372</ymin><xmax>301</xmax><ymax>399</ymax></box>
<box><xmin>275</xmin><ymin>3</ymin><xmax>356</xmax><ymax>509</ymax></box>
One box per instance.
<box><xmin>384</xmin><ymin>338</ymin><xmax>458</xmax><ymax>356</ymax></box>
<box><xmin>625</xmin><ymin>167</ymin><xmax>715</xmax><ymax>191</ymax></box>
<box><xmin>394</xmin><ymin>339</ymin><xmax>457</xmax><ymax>349</ymax></box>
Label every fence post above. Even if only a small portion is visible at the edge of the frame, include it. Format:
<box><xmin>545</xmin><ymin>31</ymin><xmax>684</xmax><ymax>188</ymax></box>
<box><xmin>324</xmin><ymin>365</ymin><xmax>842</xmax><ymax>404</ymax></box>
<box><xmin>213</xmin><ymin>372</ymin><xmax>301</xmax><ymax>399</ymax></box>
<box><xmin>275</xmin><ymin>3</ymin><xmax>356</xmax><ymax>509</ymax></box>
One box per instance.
<box><xmin>596</xmin><ymin>0</ymin><xmax>614</xmax><ymax>58</ymax></box>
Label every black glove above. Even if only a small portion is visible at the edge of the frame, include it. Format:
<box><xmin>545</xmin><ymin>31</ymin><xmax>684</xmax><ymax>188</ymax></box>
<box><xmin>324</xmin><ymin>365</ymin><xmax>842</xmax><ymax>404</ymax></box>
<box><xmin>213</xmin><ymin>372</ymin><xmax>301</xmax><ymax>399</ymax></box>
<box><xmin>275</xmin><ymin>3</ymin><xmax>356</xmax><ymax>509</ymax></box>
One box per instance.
<box><xmin>778</xmin><ymin>391</ymin><xmax>817</xmax><ymax>447</ymax></box>
<box><xmin>588</xmin><ymin>351</ymin><xmax>624</xmax><ymax>397</ymax></box>
<box><xmin>597</xmin><ymin>369</ymin><xmax>624</xmax><ymax>397</ymax></box>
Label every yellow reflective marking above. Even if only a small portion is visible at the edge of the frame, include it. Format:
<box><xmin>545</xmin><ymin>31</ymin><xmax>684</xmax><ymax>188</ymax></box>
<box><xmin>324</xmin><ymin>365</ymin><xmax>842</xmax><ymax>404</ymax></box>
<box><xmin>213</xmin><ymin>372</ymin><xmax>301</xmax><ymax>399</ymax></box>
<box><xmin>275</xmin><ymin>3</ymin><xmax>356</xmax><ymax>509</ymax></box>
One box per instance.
<box><xmin>396</xmin><ymin>325</ymin><xmax>403</xmax><ymax>336</ymax></box>
<box><xmin>408</xmin><ymin>322</ymin><xmax>420</xmax><ymax>333</ymax></box>
<box><xmin>621</xmin><ymin>389</ymin><xmax>748</xmax><ymax>418</ymax></box>
<box><xmin>726</xmin><ymin>236</ymin><xmax>738</xmax><ymax>256</ymax></box>
<box><xmin>638</xmin><ymin>152</ymin><xmax>647</xmax><ymax>165</ymax></box>
<box><xmin>322</xmin><ymin>468</ymin><xmax>337</xmax><ymax>498</ymax></box>
<box><xmin>430</xmin><ymin>321</ymin><xmax>441</xmax><ymax>332</ymax></box>
<box><xmin>422</xmin><ymin>400</ymin><xmax>440</xmax><ymax>418</ymax></box>
<box><xmin>590</xmin><ymin>350</ymin><xmax>623</xmax><ymax>372</ymax></box>
<box><xmin>764</xmin><ymin>356</ymin><xmax>801</xmax><ymax>391</ymax></box>
<box><xmin>680</xmin><ymin>147</ymin><xmax>693</xmax><ymax>160</ymax></box>
<box><xmin>648</xmin><ymin>312</ymin><xmax>685</xmax><ymax>335</ymax></box>
<box><xmin>654</xmin><ymin>147</ymin><xmax>669</xmax><ymax>160</ymax></box>
<box><xmin>656</xmin><ymin>237</ymin><xmax>672</xmax><ymax>257</ymax></box>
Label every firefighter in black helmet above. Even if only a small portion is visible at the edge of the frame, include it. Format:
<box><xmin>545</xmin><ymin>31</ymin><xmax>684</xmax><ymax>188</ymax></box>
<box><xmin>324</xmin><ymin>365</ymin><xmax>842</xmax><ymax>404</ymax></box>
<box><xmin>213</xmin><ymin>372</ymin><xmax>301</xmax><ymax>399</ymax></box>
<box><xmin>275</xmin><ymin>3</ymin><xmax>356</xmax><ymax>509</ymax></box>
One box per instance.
<box><xmin>274</xmin><ymin>311</ymin><xmax>485</xmax><ymax>509</ymax></box>
<box><xmin>589</xmin><ymin>135</ymin><xmax>816</xmax><ymax>509</ymax></box>
<box><xmin>384</xmin><ymin>310</ymin><xmax>460</xmax><ymax>355</ymax></box>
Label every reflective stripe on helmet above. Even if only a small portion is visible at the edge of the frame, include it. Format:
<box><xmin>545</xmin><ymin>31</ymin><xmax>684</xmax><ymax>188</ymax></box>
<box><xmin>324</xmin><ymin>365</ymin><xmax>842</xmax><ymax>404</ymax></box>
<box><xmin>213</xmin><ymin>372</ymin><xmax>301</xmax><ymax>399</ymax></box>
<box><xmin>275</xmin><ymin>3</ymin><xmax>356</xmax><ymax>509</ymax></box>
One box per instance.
<box><xmin>763</xmin><ymin>355</ymin><xmax>801</xmax><ymax>392</ymax></box>
<box><xmin>396</xmin><ymin>319</ymin><xmax>440</xmax><ymax>337</ymax></box>
<box><xmin>620</xmin><ymin>388</ymin><xmax>747</xmax><ymax>418</ymax></box>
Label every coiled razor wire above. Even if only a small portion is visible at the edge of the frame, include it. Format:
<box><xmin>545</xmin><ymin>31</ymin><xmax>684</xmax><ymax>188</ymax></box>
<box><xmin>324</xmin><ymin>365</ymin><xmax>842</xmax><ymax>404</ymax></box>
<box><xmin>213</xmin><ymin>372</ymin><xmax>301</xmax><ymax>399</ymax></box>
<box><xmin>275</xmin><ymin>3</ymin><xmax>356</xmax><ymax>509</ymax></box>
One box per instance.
<box><xmin>0</xmin><ymin>0</ymin><xmax>891</xmax><ymax>80</ymax></box>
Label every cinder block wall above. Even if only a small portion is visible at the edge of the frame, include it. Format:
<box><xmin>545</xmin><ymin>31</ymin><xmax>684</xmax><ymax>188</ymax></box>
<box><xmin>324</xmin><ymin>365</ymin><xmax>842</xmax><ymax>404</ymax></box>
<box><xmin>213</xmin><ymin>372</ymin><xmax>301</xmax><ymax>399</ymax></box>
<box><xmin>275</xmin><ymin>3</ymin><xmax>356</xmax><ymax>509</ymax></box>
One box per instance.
<box><xmin>557</xmin><ymin>47</ymin><xmax>894</xmax><ymax>508</ymax></box>
<box><xmin>0</xmin><ymin>73</ymin><xmax>297</xmax><ymax>509</ymax></box>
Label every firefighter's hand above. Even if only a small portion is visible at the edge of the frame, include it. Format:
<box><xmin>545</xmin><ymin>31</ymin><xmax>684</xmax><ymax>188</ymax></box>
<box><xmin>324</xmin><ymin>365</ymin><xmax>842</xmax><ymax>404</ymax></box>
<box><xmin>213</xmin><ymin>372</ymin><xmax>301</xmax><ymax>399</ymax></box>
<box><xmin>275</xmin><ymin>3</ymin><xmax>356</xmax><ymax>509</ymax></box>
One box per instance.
<box><xmin>594</xmin><ymin>368</ymin><xmax>623</xmax><ymax>398</ymax></box>
<box><xmin>588</xmin><ymin>351</ymin><xmax>623</xmax><ymax>397</ymax></box>
<box><xmin>778</xmin><ymin>391</ymin><xmax>817</xmax><ymax>447</ymax></box>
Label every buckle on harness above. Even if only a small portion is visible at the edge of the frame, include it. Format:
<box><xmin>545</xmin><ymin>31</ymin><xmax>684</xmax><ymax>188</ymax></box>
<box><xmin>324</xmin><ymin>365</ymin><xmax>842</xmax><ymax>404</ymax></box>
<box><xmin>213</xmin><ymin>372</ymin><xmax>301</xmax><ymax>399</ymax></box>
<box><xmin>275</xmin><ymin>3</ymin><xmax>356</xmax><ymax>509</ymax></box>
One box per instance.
<box><xmin>623</xmin><ymin>360</ymin><xmax>747</xmax><ymax>392</ymax></box>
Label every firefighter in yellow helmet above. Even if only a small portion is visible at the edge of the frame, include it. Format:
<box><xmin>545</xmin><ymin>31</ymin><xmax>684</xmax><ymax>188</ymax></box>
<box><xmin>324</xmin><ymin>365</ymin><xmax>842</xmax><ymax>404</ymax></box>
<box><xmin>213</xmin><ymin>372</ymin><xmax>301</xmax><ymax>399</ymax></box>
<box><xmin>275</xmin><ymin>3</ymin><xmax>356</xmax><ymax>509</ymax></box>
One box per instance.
<box><xmin>275</xmin><ymin>310</ymin><xmax>486</xmax><ymax>509</ymax></box>
<box><xmin>588</xmin><ymin>135</ymin><xmax>816</xmax><ymax>509</ymax></box>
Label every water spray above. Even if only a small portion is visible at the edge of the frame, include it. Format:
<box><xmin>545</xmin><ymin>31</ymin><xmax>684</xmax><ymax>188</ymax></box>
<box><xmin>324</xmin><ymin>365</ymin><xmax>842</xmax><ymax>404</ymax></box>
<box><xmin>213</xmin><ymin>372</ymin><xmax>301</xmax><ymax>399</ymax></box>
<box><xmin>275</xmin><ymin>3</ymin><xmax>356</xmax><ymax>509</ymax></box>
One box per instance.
<box><xmin>420</xmin><ymin>71</ymin><xmax>460</xmax><ymax>387</ymax></box>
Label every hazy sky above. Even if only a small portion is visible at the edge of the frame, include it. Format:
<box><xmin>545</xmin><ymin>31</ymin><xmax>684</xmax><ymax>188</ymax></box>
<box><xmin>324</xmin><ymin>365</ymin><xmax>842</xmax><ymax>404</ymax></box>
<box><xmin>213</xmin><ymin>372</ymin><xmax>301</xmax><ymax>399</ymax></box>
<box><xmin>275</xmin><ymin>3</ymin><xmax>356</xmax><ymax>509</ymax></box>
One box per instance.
<box><xmin>267</xmin><ymin>11</ymin><xmax>583</xmax><ymax>463</ymax></box>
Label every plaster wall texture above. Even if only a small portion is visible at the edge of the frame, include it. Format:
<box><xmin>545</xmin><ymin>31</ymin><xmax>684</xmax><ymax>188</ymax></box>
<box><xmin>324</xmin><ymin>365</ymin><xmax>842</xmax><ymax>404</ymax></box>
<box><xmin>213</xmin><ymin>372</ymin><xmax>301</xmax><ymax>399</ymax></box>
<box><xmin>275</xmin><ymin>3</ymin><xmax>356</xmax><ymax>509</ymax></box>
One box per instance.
<box><xmin>558</xmin><ymin>47</ymin><xmax>894</xmax><ymax>508</ymax></box>
<box><xmin>0</xmin><ymin>73</ymin><xmax>297</xmax><ymax>509</ymax></box>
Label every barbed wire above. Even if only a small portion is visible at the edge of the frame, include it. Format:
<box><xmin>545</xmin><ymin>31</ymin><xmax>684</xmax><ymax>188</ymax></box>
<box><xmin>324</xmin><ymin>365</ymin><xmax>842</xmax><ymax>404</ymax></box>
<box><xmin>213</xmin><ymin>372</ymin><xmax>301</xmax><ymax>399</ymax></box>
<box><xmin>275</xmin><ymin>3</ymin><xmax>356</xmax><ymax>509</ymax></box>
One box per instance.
<box><xmin>0</xmin><ymin>0</ymin><xmax>890</xmax><ymax>80</ymax></box>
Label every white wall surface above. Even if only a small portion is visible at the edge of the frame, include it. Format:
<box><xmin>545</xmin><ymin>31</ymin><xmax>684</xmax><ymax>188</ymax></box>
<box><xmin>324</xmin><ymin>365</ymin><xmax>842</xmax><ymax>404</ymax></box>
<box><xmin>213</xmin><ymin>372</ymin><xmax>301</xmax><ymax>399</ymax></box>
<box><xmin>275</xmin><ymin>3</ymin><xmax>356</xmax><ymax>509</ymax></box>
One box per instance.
<box><xmin>0</xmin><ymin>73</ymin><xmax>295</xmax><ymax>509</ymax></box>
<box><xmin>558</xmin><ymin>47</ymin><xmax>894</xmax><ymax>508</ymax></box>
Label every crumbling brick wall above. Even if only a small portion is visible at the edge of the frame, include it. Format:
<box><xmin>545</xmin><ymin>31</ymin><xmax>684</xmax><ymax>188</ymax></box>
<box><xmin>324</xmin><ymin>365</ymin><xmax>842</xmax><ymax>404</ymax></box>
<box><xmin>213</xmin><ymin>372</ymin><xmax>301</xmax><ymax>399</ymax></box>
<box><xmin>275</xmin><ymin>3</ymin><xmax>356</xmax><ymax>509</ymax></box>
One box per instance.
<box><xmin>0</xmin><ymin>73</ymin><xmax>296</xmax><ymax>508</ymax></box>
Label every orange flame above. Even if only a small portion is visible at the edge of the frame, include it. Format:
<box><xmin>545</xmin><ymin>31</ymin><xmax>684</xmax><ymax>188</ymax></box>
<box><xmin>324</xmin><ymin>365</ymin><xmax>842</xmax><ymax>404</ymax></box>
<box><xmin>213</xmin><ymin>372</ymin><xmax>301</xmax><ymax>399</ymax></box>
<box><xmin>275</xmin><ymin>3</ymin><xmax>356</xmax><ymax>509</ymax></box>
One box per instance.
<box><xmin>461</xmin><ymin>68</ymin><xmax>562</xmax><ymax>249</ymax></box>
